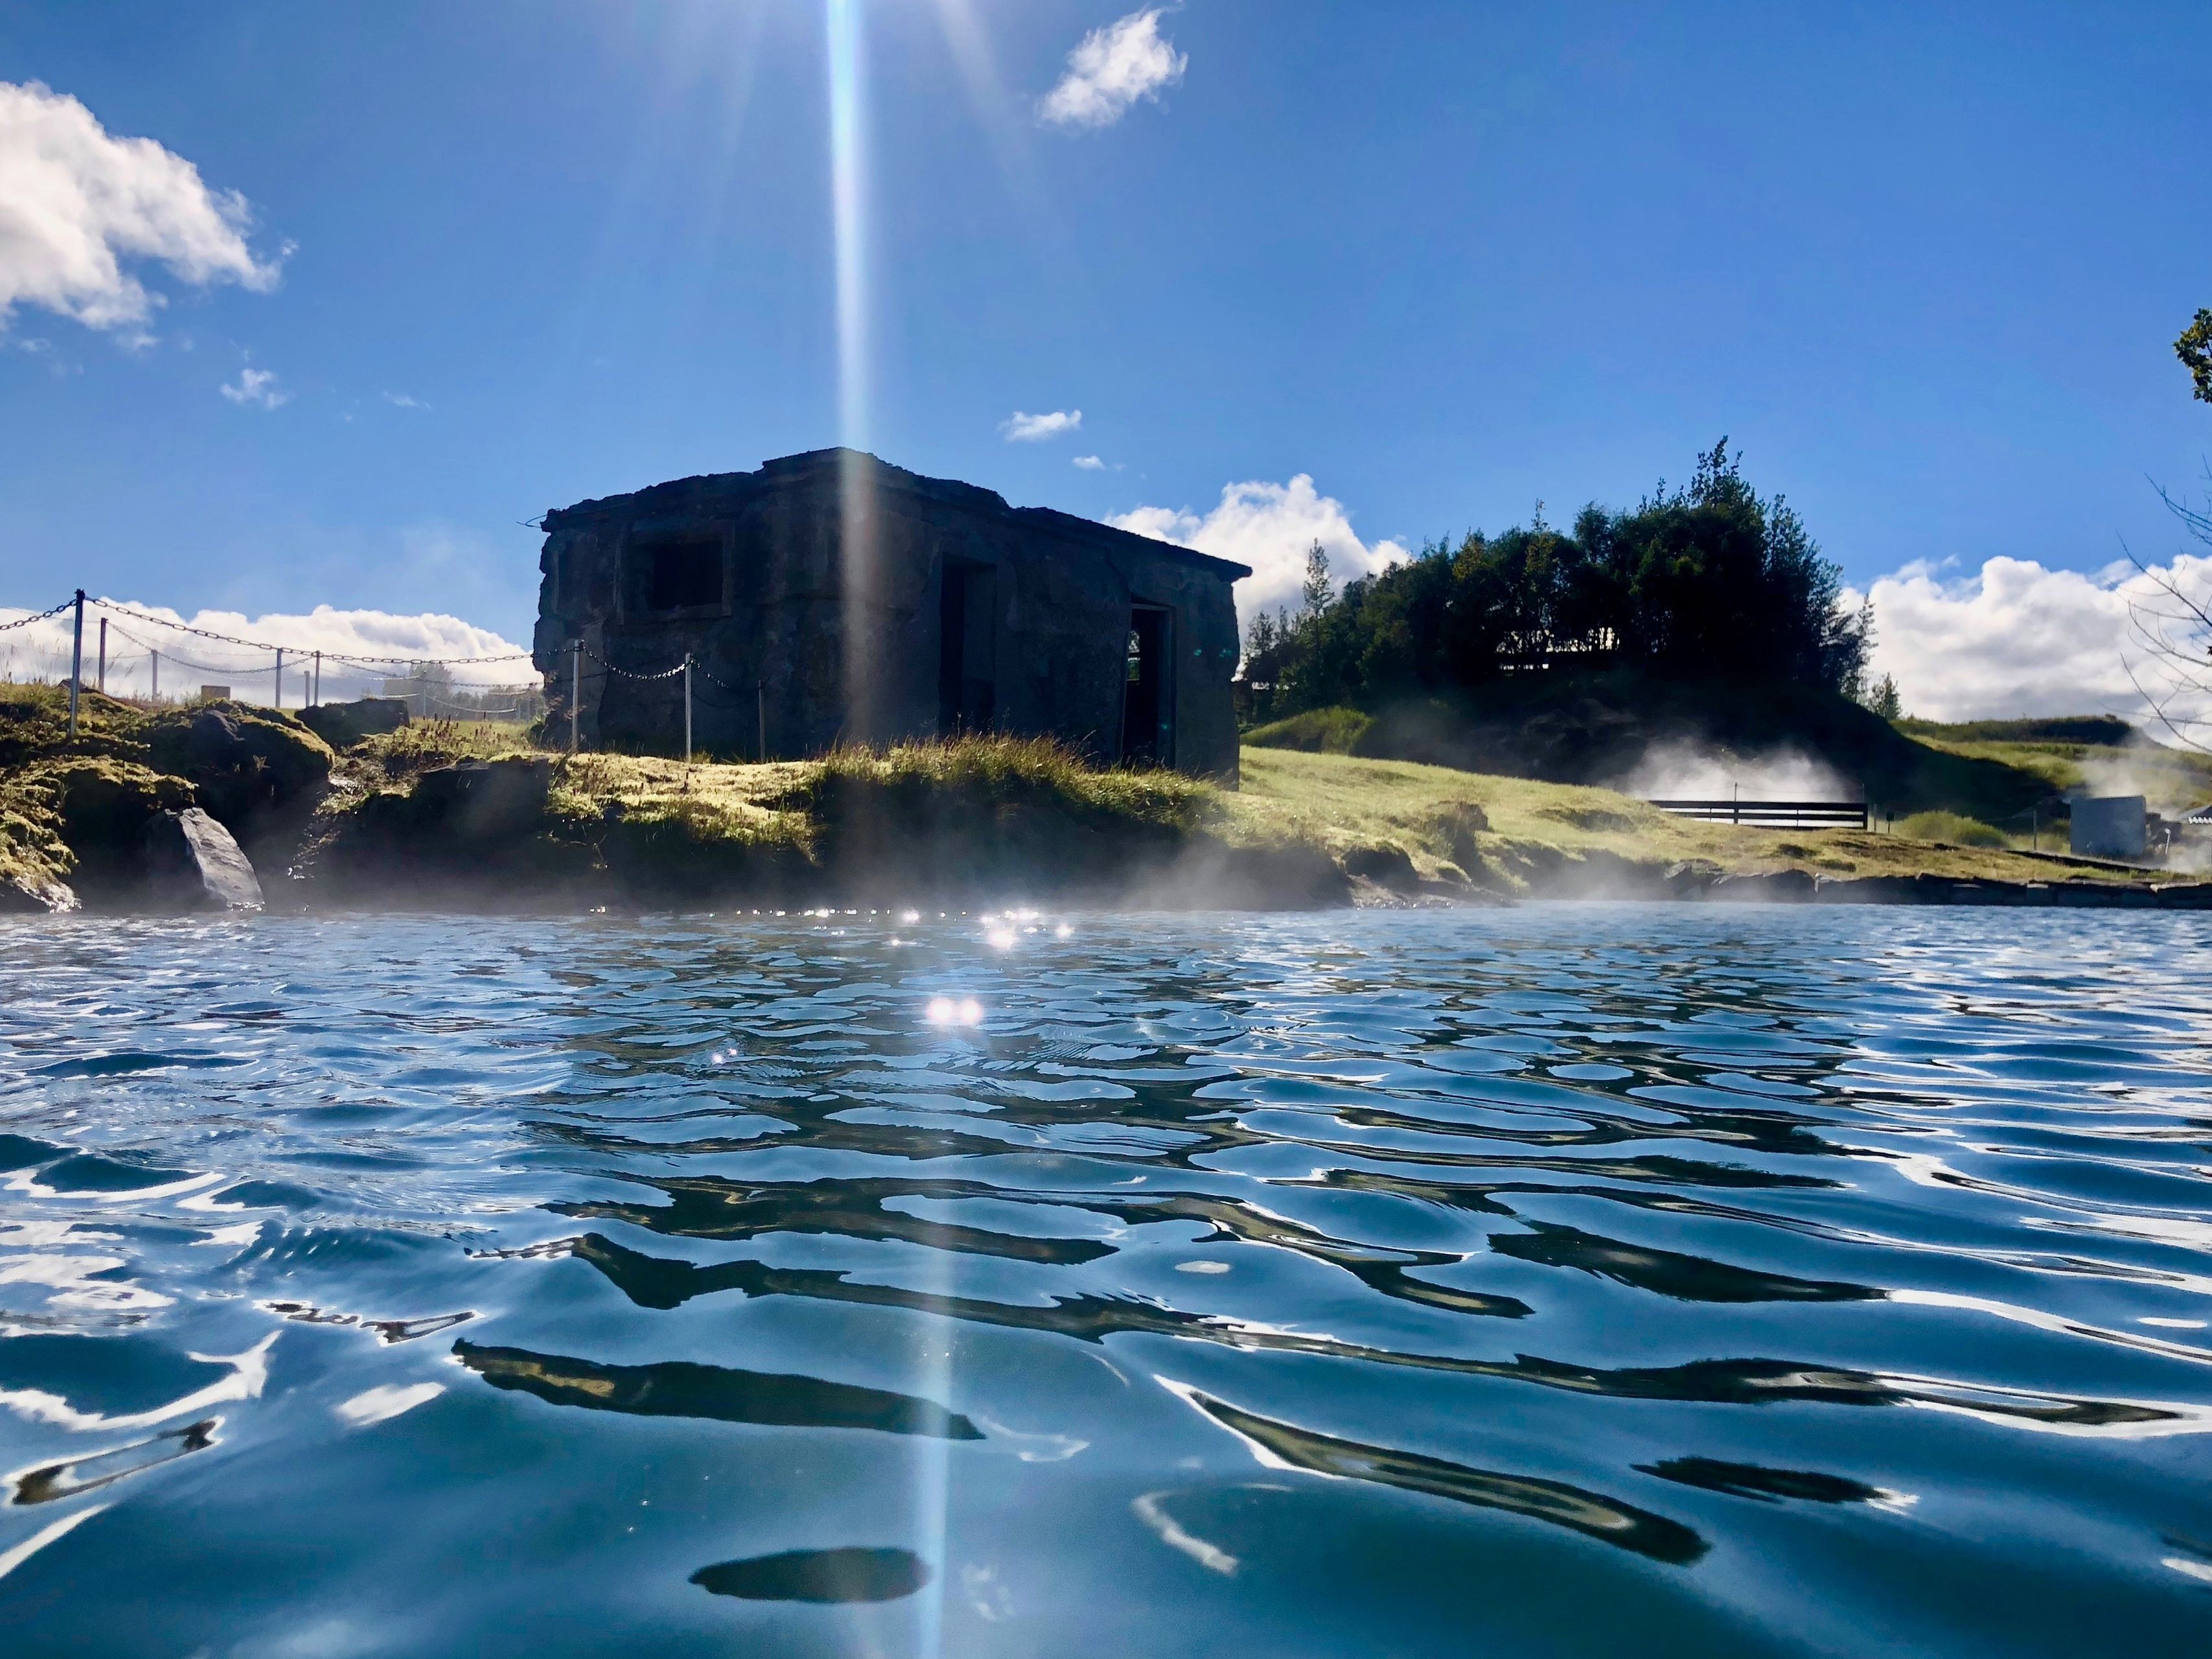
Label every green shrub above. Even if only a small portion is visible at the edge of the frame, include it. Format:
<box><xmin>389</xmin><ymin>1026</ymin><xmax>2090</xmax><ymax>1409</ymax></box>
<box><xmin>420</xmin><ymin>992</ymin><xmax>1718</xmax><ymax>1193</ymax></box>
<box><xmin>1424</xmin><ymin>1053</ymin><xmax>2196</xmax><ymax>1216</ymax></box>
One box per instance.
<box><xmin>1895</xmin><ymin>809</ymin><xmax>2008</xmax><ymax>848</ymax></box>
<box><xmin>1244</xmin><ymin>707</ymin><xmax>1374</xmax><ymax>754</ymax></box>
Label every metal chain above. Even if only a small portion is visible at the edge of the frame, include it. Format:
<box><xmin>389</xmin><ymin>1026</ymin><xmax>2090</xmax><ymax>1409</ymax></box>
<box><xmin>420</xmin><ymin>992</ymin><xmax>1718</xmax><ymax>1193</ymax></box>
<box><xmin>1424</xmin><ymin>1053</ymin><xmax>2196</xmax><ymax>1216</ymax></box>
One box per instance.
<box><xmin>582</xmin><ymin>644</ymin><xmax>688</xmax><ymax>682</ymax></box>
<box><xmin>89</xmin><ymin>599</ymin><xmax>535</xmax><ymax>666</ymax></box>
<box><xmin>0</xmin><ymin>599</ymin><xmax>75</xmax><ymax>634</ymax></box>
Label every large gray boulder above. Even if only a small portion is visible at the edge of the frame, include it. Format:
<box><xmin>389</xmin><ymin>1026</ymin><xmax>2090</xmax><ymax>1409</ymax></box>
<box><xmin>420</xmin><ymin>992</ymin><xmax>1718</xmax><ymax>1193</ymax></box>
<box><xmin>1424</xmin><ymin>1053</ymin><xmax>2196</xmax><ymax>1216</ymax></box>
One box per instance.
<box><xmin>299</xmin><ymin>697</ymin><xmax>410</xmax><ymax>749</ymax></box>
<box><xmin>144</xmin><ymin>809</ymin><xmax>264</xmax><ymax>912</ymax></box>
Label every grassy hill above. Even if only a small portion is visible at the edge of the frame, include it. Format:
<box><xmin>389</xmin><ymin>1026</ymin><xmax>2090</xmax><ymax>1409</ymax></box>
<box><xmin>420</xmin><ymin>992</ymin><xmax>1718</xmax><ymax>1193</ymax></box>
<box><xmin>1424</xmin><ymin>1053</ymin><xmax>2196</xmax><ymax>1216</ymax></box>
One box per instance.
<box><xmin>1898</xmin><ymin>716</ymin><xmax>2212</xmax><ymax>815</ymax></box>
<box><xmin>1246</xmin><ymin>673</ymin><xmax>2083</xmax><ymax>827</ymax></box>
<box><xmin>1226</xmin><ymin>747</ymin><xmax>2149</xmax><ymax>891</ymax></box>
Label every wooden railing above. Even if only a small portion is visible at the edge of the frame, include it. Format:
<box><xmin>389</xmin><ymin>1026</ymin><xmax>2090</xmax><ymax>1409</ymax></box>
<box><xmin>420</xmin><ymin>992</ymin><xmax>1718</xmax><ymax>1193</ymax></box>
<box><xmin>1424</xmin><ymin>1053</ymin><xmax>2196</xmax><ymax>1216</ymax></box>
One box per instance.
<box><xmin>1646</xmin><ymin>798</ymin><xmax>1869</xmax><ymax>830</ymax></box>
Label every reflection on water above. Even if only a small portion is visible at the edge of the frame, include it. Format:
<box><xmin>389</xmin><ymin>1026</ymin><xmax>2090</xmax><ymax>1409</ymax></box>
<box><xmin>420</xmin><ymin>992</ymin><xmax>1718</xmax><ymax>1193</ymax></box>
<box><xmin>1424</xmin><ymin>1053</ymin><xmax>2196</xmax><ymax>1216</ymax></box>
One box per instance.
<box><xmin>691</xmin><ymin>1546</ymin><xmax>932</xmax><ymax>1603</ymax></box>
<box><xmin>453</xmin><ymin>1341</ymin><xmax>982</xmax><ymax>1439</ymax></box>
<box><xmin>1</xmin><ymin>907</ymin><xmax>2210</xmax><ymax>1656</ymax></box>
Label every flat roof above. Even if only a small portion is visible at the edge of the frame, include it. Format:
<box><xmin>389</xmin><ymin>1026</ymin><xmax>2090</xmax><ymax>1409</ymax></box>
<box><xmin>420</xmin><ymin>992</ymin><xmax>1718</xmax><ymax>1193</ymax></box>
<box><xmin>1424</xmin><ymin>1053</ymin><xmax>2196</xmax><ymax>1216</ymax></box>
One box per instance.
<box><xmin>544</xmin><ymin>447</ymin><xmax>1254</xmax><ymax>582</ymax></box>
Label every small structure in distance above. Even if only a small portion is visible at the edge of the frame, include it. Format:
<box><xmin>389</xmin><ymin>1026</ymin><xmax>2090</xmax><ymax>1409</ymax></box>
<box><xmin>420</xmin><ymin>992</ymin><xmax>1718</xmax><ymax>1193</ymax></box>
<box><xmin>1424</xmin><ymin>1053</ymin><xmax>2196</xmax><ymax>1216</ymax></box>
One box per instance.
<box><xmin>2071</xmin><ymin>795</ymin><xmax>2147</xmax><ymax>859</ymax></box>
<box><xmin>531</xmin><ymin>449</ymin><xmax>1249</xmax><ymax>777</ymax></box>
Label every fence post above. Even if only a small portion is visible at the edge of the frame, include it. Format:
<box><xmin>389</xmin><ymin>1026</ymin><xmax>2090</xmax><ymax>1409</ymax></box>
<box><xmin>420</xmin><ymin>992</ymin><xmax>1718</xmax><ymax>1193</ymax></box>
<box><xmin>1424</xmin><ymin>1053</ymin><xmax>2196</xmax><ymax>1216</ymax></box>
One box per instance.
<box><xmin>570</xmin><ymin>640</ymin><xmax>581</xmax><ymax>754</ymax></box>
<box><xmin>756</xmin><ymin>682</ymin><xmax>766</xmax><ymax>763</ymax></box>
<box><xmin>67</xmin><ymin>590</ymin><xmax>84</xmax><ymax>739</ymax></box>
<box><xmin>274</xmin><ymin>647</ymin><xmax>284</xmax><ymax>711</ymax></box>
<box><xmin>683</xmin><ymin>655</ymin><xmax>694</xmax><ymax>768</ymax></box>
<box><xmin>312</xmin><ymin>650</ymin><xmax>321</xmax><ymax>708</ymax></box>
<box><xmin>97</xmin><ymin>616</ymin><xmax>107</xmax><ymax>694</ymax></box>
<box><xmin>151</xmin><ymin>649</ymin><xmax>159</xmax><ymax>703</ymax></box>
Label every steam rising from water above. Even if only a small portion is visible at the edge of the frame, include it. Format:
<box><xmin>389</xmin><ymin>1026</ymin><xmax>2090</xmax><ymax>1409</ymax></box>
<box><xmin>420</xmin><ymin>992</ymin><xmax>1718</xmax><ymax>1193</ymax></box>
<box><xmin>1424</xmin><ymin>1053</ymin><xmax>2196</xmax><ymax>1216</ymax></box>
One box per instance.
<box><xmin>1610</xmin><ymin>741</ymin><xmax>1854</xmax><ymax>803</ymax></box>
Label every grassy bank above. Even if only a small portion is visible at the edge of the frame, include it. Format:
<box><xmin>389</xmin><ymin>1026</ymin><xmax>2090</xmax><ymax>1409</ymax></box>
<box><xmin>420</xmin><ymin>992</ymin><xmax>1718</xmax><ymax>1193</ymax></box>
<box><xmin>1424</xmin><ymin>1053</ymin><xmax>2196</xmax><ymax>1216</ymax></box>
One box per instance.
<box><xmin>1225</xmin><ymin>748</ymin><xmax>2158</xmax><ymax>891</ymax></box>
<box><xmin>1899</xmin><ymin>717</ymin><xmax>2212</xmax><ymax>817</ymax></box>
<box><xmin>306</xmin><ymin>728</ymin><xmax>1341</xmax><ymax>909</ymax></box>
<box><xmin>1</xmin><ymin>685</ymin><xmax>2191</xmax><ymax>912</ymax></box>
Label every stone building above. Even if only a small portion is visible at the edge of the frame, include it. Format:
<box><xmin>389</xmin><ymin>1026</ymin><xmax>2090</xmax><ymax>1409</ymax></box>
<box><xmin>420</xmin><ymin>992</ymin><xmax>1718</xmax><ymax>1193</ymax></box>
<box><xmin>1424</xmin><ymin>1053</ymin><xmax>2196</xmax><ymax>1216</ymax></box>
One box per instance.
<box><xmin>532</xmin><ymin>449</ymin><xmax>1250</xmax><ymax>778</ymax></box>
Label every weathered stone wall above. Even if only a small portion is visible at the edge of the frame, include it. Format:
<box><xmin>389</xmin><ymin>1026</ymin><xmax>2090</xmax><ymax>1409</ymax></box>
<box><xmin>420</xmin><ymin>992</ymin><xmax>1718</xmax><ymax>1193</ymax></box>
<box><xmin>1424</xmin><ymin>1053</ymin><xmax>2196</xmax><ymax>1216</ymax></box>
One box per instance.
<box><xmin>531</xmin><ymin>450</ymin><xmax>1248</xmax><ymax>779</ymax></box>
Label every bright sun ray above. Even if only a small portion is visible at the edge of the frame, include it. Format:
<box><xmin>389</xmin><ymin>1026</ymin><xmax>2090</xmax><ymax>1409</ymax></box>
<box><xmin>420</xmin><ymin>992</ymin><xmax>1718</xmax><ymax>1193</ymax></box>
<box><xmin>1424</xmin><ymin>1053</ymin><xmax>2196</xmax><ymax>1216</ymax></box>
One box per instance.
<box><xmin>825</xmin><ymin>0</ymin><xmax>868</xmax><ymax>447</ymax></box>
<box><xmin>825</xmin><ymin>17</ymin><xmax>949</xmax><ymax>1651</ymax></box>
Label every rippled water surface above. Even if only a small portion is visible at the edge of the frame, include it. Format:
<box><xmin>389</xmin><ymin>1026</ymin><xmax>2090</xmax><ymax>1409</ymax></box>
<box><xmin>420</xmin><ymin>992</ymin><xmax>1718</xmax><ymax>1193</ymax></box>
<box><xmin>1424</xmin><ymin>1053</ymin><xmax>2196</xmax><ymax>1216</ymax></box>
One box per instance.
<box><xmin>3</xmin><ymin>907</ymin><xmax>2211</xmax><ymax>1656</ymax></box>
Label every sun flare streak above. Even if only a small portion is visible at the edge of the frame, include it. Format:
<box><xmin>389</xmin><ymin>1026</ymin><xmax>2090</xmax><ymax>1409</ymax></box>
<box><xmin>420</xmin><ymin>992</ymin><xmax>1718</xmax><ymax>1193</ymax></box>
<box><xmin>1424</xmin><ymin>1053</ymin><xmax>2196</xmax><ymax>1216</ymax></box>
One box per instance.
<box><xmin>825</xmin><ymin>0</ymin><xmax>868</xmax><ymax>447</ymax></box>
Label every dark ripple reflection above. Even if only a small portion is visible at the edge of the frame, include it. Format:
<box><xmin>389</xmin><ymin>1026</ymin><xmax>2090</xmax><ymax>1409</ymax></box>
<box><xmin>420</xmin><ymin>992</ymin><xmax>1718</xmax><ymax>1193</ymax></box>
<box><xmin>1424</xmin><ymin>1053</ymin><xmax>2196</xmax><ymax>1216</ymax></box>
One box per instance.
<box><xmin>3</xmin><ymin>907</ymin><xmax>2211</xmax><ymax>1657</ymax></box>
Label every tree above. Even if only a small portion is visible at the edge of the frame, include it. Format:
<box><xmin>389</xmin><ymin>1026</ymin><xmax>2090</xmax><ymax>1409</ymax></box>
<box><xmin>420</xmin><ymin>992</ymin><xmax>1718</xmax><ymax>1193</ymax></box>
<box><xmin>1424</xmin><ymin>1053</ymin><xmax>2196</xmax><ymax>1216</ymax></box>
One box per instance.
<box><xmin>2123</xmin><ymin>318</ymin><xmax>2212</xmax><ymax>752</ymax></box>
<box><xmin>2178</xmin><ymin>308</ymin><xmax>2212</xmax><ymax>404</ymax></box>
<box><xmin>1301</xmin><ymin>542</ymin><xmax>1334</xmax><ymax>614</ymax></box>
<box><xmin>1863</xmin><ymin>673</ymin><xmax>1902</xmax><ymax>720</ymax></box>
<box><xmin>2123</xmin><ymin>473</ymin><xmax>2212</xmax><ymax>750</ymax></box>
<box><xmin>1250</xmin><ymin>440</ymin><xmax>1868</xmax><ymax>717</ymax></box>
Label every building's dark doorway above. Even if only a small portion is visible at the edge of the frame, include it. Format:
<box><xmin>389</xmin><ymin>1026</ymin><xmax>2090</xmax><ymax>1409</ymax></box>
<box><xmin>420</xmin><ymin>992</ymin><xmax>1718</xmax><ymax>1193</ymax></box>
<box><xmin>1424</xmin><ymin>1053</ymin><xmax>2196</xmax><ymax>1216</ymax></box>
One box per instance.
<box><xmin>1122</xmin><ymin>606</ymin><xmax>1170</xmax><ymax>766</ymax></box>
<box><xmin>938</xmin><ymin>562</ymin><xmax>997</xmax><ymax>734</ymax></box>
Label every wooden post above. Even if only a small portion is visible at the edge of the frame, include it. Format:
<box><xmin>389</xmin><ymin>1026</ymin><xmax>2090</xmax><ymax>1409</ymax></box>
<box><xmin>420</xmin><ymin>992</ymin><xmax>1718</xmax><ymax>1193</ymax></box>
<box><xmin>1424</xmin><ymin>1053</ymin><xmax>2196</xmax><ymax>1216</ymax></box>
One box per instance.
<box><xmin>312</xmin><ymin>650</ymin><xmax>321</xmax><ymax>708</ymax></box>
<box><xmin>97</xmin><ymin>616</ymin><xmax>106</xmax><ymax>693</ymax></box>
<box><xmin>683</xmin><ymin>655</ymin><xmax>694</xmax><ymax>767</ymax></box>
<box><xmin>150</xmin><ymin>649</ymin><xmax>159</xmax><ymax>702</ymax></box>
<box><xmin>67</xmin><ymin>590</ymin><xmax>84</xmax><ymax>739</ymax></box>
<box><xmin>274</xmin><ymin>647</ymin><xmax>284</xmax><ymax>710</ymax></box>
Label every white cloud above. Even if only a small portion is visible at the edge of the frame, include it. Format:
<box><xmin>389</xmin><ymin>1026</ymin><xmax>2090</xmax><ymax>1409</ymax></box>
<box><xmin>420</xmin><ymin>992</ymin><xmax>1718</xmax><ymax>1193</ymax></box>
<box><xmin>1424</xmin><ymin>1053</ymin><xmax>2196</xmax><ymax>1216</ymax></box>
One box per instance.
<box><xmin>0</xmin><ymin>599</ymin><xmax>535</xmax><ymax>705</ymax></box>
<box><xmin>1002</xmin><ymin>408</ymin><xmax>1081</xmax><ymax>442</ymax></box>
<box><xmin>1111</xmin><ymin>474</ymin><xmax>1409</xmax><ymax>621</ymax></box>
<box><xmin>382</xmin><ymin>391</ymin><xmax>426</xmax><ymax>410</ymax></box>
<box><xmin>1039</xmin><ymin>9</ymin><xmax>1187</xmax><ymax>131</ymax></box>
<box><xmin>219</xmin><ymin>366</ymin><xmax>287</xmax><ymax>408</ymax></box>
<box><xmin>1854</xmin><ymin>553</ymin><xmax>2212</xmax><ymax>725</ymax></box>
<box><xmin>0</xmin><ymin>80</ymin><xmax>283</xmax><ymax>334</ymax></box>
<box><xmin>1072</xmin><ymin>454</ymin><xmax>1105</xmax><ymax>470</ymax></box>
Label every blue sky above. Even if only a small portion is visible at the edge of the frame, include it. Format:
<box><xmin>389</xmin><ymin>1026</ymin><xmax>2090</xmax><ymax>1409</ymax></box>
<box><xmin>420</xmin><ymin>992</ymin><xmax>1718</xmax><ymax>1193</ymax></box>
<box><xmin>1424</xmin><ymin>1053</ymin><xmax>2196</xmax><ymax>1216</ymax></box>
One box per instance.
<box><xmin>3</xmin><ymin>2</ymin><xmax>2210</xmax><ymax>715</ymax></box>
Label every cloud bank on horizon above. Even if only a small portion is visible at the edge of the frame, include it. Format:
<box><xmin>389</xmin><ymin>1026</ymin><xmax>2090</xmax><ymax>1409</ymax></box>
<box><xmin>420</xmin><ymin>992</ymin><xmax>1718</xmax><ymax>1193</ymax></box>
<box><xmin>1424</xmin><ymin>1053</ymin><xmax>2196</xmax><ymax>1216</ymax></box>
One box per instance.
<box><xmin>1038</xmin><ymin>8</ymin><xmax>1187</xmax><ymax>131</ymax></box>
<box><xmin>0</xmin><ymin>601</ymin><xmax>533</xmax><ymax>706</ymax></box>
<box><xmin>0</xmin><ymin>79</ymin><xmax>284</xmax><ymax>336</ymax></box>
<box><xmin>1854</xmin><ymin>554</ymin><xmax>2212</xmax><ymax>727</ymax></box>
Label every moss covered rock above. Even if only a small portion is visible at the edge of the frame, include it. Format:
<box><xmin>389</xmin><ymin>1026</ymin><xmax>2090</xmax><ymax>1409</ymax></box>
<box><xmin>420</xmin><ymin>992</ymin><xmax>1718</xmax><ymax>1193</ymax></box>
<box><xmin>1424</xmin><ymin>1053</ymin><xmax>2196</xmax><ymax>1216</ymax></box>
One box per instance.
<box><xmin>142</xmin><ymin>702</ymin><xmax>333</xmax><ymax>832</ymax></box>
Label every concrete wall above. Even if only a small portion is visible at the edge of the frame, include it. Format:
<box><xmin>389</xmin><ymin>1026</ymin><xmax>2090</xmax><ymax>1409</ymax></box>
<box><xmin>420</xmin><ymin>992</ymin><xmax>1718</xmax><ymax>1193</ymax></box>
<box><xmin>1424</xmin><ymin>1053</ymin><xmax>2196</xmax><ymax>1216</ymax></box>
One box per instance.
<box><xmin>531</xmin><ymin>450</ymin><xmax>1248</xmax><ymax>779</ymax></box>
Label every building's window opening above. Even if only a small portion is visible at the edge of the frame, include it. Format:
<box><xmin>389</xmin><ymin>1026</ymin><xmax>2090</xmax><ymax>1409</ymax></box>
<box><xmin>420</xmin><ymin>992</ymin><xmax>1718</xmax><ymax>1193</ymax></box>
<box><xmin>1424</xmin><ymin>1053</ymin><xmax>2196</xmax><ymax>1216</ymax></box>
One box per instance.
<box><xmin>631</xmin><ymin>533</ymin><xmax>723</xmax><ymax>613</ymax></box>
<box><xmin>1122</xmin><ymin>605</ymin><xmax>1169</xmax><ymax>765</ymax></box>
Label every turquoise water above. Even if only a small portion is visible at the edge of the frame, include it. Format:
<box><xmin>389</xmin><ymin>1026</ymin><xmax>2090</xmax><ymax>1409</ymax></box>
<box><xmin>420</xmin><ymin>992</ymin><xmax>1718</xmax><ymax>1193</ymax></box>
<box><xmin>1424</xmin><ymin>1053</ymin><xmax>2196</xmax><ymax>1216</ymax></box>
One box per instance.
<box><xmin>1</xmin><ymin>907</ymin><xmax>2209</xmax><ymax>1656</ymax></box>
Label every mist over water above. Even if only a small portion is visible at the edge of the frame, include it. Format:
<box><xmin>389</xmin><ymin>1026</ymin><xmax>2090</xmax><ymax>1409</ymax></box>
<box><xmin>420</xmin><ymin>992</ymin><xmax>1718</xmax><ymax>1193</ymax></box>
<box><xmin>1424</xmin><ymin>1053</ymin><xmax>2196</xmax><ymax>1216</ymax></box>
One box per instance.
<box><xmin>2</xmin><ymin>908</ymin><xmax>2210</xmax><ymax>1656</ymax></box>
<box><xmin>1611</xmin><ymin>741</ymin><xmax>1854</xmax><ymax>802</ymax></box>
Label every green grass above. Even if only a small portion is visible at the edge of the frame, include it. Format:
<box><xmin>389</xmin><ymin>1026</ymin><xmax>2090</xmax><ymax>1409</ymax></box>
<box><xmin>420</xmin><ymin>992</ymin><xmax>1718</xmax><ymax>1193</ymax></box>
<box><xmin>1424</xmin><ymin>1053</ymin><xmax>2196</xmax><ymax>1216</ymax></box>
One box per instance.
<box><xmin>1224</xmin><ymin>747</ymin><xmax>2158</xmax><ymax>889</ymax></box>
<box><xmin>1897</xmin><ymin>715</ymin><xmax>2135</xmax><ymax>745</ymax></box>
<box><xmin>803</xmin><ymin>735</ymin><xmax>1215</xmax><ymax>827</ymax></box>
<box><xmin>1244</xmin><ymin>706</ymin><xmax>1375</xmax><ymax>755</ymax></box>
<box><xmin>1893</xmin><ymin>809</ymin><xmax>2009</xmax><ymax>849</ymax></box>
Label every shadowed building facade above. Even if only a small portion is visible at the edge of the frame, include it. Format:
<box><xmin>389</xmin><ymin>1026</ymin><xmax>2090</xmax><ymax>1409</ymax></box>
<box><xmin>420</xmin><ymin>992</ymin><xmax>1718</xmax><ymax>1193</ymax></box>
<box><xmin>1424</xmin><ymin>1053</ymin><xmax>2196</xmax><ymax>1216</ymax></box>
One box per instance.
<box><xmin>533</xmin><ymin>449</ymin><xmax>1249</xmax><ymax>778</ymax></box>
